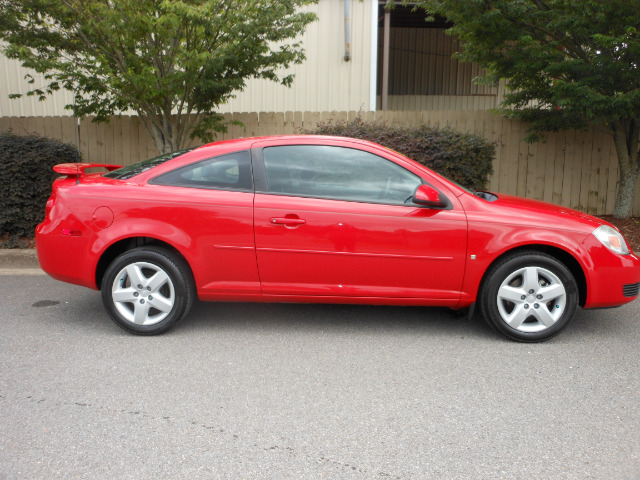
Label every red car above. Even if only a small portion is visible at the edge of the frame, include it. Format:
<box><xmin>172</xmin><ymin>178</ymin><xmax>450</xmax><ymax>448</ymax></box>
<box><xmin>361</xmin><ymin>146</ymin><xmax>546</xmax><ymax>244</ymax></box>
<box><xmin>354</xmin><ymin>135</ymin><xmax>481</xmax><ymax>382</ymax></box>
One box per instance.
<box><xmin>36</xmin><ymin>135</ymin><xmax>640</xmax><ymax>341</ymax></box>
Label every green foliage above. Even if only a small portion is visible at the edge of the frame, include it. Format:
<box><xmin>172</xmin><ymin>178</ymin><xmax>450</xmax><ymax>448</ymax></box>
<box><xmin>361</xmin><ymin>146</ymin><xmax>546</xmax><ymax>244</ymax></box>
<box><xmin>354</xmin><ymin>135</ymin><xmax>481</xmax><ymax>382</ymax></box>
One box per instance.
<box><xmin>312</xmin><ymin>117</ymin><xmax>495</xmax><ymax>191</ymax></box>
<box><xmin>413</xmin><ymin>0</ymin><xmax>640</xmax><ymax>218</ymax></box>
<box><xmin>0</xmin><ymin>132</ymin><xmax>81</xmax><ymax>244</ymax></box>
<box><xmin>0</xmin><ymin>0</ymin><xmax>317</xmax><ymax>153</ymax></box>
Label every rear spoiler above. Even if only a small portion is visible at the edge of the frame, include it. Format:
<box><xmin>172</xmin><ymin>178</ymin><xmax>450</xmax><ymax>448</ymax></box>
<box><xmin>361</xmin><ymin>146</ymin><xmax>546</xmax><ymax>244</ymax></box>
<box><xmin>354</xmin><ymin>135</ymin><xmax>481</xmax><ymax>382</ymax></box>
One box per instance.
<box><xmin>53</xmin><ymin>163</ymin><xmax>122</xmax><ymax>182</ymax></box>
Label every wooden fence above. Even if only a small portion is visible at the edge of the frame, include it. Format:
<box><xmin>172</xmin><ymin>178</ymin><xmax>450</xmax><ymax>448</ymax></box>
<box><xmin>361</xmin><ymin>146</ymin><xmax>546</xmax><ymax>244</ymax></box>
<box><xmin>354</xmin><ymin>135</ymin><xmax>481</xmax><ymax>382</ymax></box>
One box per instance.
<box><xmin>1</xmin><ymin>111</ymin><xmax>638</xmax><ymax>216</ymax></box>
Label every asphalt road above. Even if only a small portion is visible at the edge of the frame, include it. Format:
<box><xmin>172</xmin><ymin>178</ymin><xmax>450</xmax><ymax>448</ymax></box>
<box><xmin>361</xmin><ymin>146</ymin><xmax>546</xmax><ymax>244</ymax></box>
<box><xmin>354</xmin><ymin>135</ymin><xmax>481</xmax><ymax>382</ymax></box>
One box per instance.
<box><xmin>1</xmin><ymin>270</ymin><xmax>639</xmax><ymax>479</ymax></box>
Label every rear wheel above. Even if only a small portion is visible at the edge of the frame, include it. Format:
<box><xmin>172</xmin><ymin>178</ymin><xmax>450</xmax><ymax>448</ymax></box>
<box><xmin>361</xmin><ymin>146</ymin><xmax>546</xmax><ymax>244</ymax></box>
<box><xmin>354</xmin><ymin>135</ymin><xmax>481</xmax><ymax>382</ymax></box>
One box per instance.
<box><xmin>479</xmin><ymin>251</ymin><xmax>579</xmax><ymax>342</ymax></box>
<box><xmin>101</xmin><ymin>247</ymin><xmax>195</xmax><ymax>335</ymax></box>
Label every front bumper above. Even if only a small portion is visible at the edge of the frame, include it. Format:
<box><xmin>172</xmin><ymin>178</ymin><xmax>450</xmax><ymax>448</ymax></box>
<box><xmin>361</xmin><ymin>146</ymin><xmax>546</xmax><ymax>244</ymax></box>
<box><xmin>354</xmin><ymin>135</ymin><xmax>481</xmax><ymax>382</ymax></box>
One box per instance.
<box><xmin>581</xmin><ymin>235</ymin><xmax>640</xmax><ymax>308</ymax></box>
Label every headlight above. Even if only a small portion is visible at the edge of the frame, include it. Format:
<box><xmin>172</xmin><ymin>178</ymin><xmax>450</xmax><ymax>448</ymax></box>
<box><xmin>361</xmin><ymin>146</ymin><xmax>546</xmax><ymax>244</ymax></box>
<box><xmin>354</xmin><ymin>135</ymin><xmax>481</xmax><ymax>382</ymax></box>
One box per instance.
<box><xmin>593</xmin><ymin>225</ymin><xmax>630</xmax><ymax>255</ymax></box>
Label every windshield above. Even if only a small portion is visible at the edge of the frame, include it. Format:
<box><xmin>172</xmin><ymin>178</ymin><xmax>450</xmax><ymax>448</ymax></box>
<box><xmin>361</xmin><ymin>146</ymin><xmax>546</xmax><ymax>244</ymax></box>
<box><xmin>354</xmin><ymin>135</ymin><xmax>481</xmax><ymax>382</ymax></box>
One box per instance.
<box><xmin>104</xmin><ymin>148</ymin><xmax>195</xmax><ymax>180</ymax></box>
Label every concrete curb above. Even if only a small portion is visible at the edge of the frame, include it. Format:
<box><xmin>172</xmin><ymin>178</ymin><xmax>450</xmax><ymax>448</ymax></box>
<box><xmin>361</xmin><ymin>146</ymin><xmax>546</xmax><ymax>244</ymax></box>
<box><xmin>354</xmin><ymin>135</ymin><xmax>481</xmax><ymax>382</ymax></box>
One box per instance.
<box><xmin>0</xmin><ymin>248</ymin><xmax>37</xmax><ymax>257</ymax></box>
<box><xmin>0</xmin><ymin>268</ymin><xmax>46</xmax><ymax>276</ymax></box>
<box><xmin>0</xmin><ymin>248</ymin><xmax>42</xmax><ymax>272</ymax></box>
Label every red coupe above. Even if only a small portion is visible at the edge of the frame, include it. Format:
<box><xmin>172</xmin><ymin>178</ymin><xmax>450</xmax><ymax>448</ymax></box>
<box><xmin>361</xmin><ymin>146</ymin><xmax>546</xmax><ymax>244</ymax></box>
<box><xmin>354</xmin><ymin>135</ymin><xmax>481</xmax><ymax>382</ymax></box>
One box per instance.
<box><xmin>36</xmin><ymin>135</ymin><xmax>640</xmax><ymax>341</ymax></box>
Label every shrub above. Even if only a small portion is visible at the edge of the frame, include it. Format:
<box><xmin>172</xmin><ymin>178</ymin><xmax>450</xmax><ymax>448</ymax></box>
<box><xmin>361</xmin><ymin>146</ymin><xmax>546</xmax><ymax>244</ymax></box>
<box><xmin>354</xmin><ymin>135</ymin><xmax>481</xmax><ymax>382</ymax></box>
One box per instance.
<box><xmin>0</xmin><ymin>132</ymin><xmax>82</xmax><ymax>246</ymax></box>
<box><xmin>311</xmin><ymin>116</ymin><xmax>495</xmax><ymax>191</ymax></box>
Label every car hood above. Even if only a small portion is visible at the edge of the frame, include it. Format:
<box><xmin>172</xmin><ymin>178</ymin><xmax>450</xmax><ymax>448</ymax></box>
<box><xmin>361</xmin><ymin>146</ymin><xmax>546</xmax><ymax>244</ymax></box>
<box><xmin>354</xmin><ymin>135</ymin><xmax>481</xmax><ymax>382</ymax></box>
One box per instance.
<box><xmin>484</xmin><ymin>193</ymin><xmax>607</xmax><ymax>232</ymax></box>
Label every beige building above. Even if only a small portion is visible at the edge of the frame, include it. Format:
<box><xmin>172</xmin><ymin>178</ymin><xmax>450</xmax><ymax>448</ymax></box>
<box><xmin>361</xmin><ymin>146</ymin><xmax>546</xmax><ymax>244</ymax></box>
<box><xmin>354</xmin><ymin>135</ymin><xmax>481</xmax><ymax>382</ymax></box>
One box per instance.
<box><xmin>1</xmin><ymin>1</ymin><xmax>501</xmax><ymax>117</ymax></box>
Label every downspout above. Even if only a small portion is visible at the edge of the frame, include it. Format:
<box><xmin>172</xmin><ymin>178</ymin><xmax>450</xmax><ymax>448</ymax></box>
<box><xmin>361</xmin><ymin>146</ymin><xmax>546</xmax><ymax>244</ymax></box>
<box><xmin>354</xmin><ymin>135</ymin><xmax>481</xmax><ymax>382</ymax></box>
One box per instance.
<box><xmin>344</xmin><ymin>0</ymin><xmax>351</xmax><ymax>61</ymax></box>
<box><xmin>381</xmin><ymin>1</ymin><xmax>390</xmax><ymax>110</ymax></box>
<box><xmin>369</xmin><ymin>0</ymin><xmax>378</xmax><ymax>111</ymax></box>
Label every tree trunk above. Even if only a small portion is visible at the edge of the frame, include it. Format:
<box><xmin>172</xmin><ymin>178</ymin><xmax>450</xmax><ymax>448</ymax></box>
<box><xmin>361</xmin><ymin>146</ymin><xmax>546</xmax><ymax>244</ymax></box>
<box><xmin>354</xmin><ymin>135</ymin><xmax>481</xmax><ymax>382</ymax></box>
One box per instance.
<box><xmin>611</xmin><ymin>121</ymin><xmax>640</xmax><ymax>219</ymax></box>
<box><xmin>149</xmin><ymin>122</ymin><xmax>177</xmax><ymax>155</ymax></box>
<box><xmin>614</xmin><ymin>166</ymin><xmax>639</xmax><ymax>219</ymax></box>
<box><xmin>138</xmin><ymin>114</ymin><xmax>183</xmax><ymax>155</ymax></box>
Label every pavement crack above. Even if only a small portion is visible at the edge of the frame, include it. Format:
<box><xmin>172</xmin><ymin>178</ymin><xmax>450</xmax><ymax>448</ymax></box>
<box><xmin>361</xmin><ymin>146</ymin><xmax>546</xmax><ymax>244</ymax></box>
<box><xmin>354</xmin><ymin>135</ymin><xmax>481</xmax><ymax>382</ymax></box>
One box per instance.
<box><xmin>14</xmin><ymin>395</ymin><xmax>405</xmax><ymax>478</ymax></box>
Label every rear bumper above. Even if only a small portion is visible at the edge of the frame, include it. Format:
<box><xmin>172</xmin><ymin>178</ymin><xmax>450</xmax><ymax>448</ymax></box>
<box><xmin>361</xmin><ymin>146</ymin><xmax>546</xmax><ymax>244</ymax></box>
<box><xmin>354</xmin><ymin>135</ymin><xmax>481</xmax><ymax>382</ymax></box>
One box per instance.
<box><xmin>36</xmin><ymin>202</ymin><xmax>98</xmax><ymax>290</ymax></box>
<box><xmin>581</xmin><ymin>236</ymin><xmax>640</xmax><ymax>308</ymax></box>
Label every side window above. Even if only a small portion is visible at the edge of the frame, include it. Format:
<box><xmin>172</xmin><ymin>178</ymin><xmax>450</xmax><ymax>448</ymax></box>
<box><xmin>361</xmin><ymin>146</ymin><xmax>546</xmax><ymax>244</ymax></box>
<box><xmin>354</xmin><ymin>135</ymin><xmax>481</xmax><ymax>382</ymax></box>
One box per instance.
<box><xmin>262</xmin><ymin>145</ymin><xmax>422</xmax><ymax>205</ymax></box>
<box><xmin>151</xmin><ymin>151</ymin><xmax>252</xmax><ymax>191</ymax></box>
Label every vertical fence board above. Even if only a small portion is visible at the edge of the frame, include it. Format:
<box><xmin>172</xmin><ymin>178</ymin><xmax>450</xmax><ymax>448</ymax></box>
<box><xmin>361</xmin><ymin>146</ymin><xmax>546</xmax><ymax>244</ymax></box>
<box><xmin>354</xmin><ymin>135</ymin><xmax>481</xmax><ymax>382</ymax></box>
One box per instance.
<box><xmin>293</xmin><ymin>111</ymin><xmax>304</xmax><ymax>134</ymax></box>
<box><xmin>524</xmin><ymin>139</ymin><xmax>538</xmax><ymax>200</ymax></box>
<box><xmin>0</xmin><ymin>117</ymin><xmax>11</xmax><ymax>133</ymax></box>
<box><xmin>575</xmin><ymin>132</ymin><xmax>592</xmax><ymax>212</ymax></box>
<box><xmin>485</xmin><ymin>113</ymin><xmax>502</xmax><ymax>191</ymax></box>
<box><xmin>283</xmin><ymin>111</ymin><xmax>295</xmax><ymax>135</ymax></box>
<box><xmin>504</xmin><ymin>120</ymin><xmax>520</xmax><ymax>195</ymax></box>
<box><xmin>245</xmin><ymin>113</ymin><xmax>260</xmax><ymax>137</ymax></box>
<box><xmin>551</xmin><ymin>132</ymin><xmax>565</xmax><ymax>206</ymax></box>
<box><xmin>587</xmin><ymin>128</ymin><xmax>605</xmax><ymax>214</ymax></box>
<box><xmin>228</xmin><ymin>113</ymin><xmax>241</xmax><ymax>139</ymax></box>
<box><xmin>78</xmin><ymin>118</ymin><xmax>90</xmax><ymax>161</ymax></box>
<box><xmin>634</xmin><ymin>173</ymin><xmax>640</xmax><ymax>216</ymax></box>
<box><xmin>497</xmin><ymin>116</ymin><xmax>511</xmax><ymax>194</ymax></box>
<box><xmin>90</xmin><ymin>119</ymin><xmax>102</xmax><ymax>163</ymax></box>
<box><xmin>111</xmin><ymin>117</ymin><xmax>122</xmax><ymax>164</ymax></box>
<box><xmin>126</xmin><ymin>117</ymin><xmax>139</xmax><ymax>165</ymax></box>
<box><xmin>103</xmin><ymin>119</ymin><xmax>113</xmax><ymax>164</ymax></box>
<box><xmin>42</xmin><ymin>116</ymin><xmax>62</xmax><ymax>143</ymax></box>
<box><xmin>570</xmin><ymin>132</ymin><xmax>586</xmax><ymax>211</ymax></box>
<box><xmin>542</xmin><ymin>133</ymin><xmax>557</xmax><ymax>203</ymax></box>
<box><xmin>605</xmin><ymin>139</ymin><xmax>619</xmax><ymax>214</ymax></box>
<box><xmin>31</xmin><ymin>117</ymin><xmax>45</xmax><ymax>139</ymax></box>
<box><xmin>303</xmin><ymin>112</ymin><xmax>323</xmax><ymax>131</ymax></box>
<box><xmin>561</xmin><ymin>129</ymin><xmax>576</xmax><ymax>208</ymax></box>
<box><xmin>218</xmin><ymin>113</ymin><xmax>232</xmax><ymax>140</ymax></box>
<box><xmin>232</xmin><ymin>113</ymin><xmax>256</xmax><ymax>137</ymax></box>
<box><xmin>123</xmin><ymin>117</ymin><xmax>134</xmax><ymax>161</ymax></box>
<box><xmin>112</xmin><ymin>117</ymin><xmax>123</xmax><ymax>165</ymax></box>
<box><xmin>259</xmin><ymin>112</ymin><xmax>275</xmax><ymax>136</ymax></box>
<box><xmin>60</xmin><ymin>117</ymin><xmax>78</xmax><ymax>149</ymax></box>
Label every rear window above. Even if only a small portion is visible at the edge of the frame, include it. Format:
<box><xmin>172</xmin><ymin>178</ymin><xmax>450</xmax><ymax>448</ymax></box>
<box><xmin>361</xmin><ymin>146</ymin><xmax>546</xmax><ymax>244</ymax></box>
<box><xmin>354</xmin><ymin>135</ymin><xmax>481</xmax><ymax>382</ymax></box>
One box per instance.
<box><xmin>150</xmin><ymin>151</ymin><xmax>253</xmax><ymax>191</ymax></box>
<box><xmin>103</xmin><ymin>148</ymin><xmax>195</xmax><ymax>180</ymax></box>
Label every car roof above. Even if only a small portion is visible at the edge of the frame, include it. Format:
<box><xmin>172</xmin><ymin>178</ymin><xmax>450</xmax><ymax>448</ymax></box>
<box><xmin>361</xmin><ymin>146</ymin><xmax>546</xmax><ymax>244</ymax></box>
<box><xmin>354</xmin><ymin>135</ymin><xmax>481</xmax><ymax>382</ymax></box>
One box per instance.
<box><xmin>195</xmin><ymin>135</ymin><xmax>386</xmax><ymax>152</ymax></box>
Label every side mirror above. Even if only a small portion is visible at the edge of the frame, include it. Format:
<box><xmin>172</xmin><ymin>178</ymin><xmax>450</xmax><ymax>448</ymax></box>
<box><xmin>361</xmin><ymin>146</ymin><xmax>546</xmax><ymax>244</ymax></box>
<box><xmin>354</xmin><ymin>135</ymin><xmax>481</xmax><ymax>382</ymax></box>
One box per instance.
<box><xmin>412</xmin><ymin>184</ymin><xmax>448</xmax><ymax>208</ymax></box>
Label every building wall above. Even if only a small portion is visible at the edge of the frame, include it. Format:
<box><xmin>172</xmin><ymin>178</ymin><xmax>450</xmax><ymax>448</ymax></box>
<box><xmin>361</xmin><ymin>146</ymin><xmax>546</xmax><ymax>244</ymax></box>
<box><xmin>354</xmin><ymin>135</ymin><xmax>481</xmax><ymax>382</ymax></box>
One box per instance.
<box><xmin>0</xmin><ymin>56</ymin><xmax>78</xmax><ymax>117</ymax></box>
<box><xmin>377</xmin><ymin>27</ymin><xmax>498</xmax><ymax>97</ymax></box>
<box><xmin>0</xmin><ymin>0</ymin><xmax>375</xmax><ymax>117</ymax></box>
<box><xmin>377</xmin><ymin>94</ymin><xmax>499</xmax><ymax>111</ymax></box>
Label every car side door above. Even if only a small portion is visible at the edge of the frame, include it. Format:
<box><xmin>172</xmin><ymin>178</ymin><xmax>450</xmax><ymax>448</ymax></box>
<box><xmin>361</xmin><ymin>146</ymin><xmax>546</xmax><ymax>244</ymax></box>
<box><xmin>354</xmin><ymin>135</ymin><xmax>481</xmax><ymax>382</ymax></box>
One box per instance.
<box><xmin>251</xmin><ymin>140</ymin><xmax>468</xmax><ymax>303</ymax></box>
<box><xmin>143</xmin><ymin>150</ymin><xmax>260</xmax><ymax>296</ymax></box>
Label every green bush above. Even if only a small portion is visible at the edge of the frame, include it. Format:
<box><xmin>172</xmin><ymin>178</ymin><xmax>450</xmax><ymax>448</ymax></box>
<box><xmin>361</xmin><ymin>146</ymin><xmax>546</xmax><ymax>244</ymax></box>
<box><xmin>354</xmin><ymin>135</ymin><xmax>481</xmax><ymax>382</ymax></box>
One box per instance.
<box><xmin>311</xmin><ymin>116</ymin><xmax>495</xmax><ymax>191</ymax></box>
<box><xmin>0</xmin><ymin>132</ymin><xmax>81</xmax><ymax>246</ymax></box>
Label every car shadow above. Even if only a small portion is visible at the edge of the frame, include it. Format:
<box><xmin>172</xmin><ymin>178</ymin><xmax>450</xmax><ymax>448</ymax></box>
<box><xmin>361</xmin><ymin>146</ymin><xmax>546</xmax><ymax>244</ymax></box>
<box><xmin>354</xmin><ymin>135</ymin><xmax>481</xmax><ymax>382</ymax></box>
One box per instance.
<box><xmin>38</xmin><ymin>281</ymin><xmax>639</xmax><ymax>343</ymax></box>
<box><xmin>177</xmin><ymin>300</ymin><xmax>499</xmax><ymax>340</ymax></box>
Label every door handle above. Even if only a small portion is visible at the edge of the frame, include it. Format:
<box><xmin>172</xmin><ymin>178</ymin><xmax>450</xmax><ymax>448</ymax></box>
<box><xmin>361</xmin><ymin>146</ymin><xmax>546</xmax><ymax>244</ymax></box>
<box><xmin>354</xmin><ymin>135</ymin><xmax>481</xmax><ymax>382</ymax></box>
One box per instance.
<box><xmin>270</xmin><ymin>217</ymin><xmax>306</xmax><ymax>227</ymax></box>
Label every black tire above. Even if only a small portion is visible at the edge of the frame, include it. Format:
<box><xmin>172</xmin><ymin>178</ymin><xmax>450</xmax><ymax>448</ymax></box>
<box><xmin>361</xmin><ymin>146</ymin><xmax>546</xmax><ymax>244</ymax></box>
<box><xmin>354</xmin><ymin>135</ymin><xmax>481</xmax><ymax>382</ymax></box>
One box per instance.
<box><xmin>101</xmin><ymin>247</ymin><xmax>195</xmax><ymax>335</ymax></box>
<box><xmin>479</xmin><ymin>251</ymin><xmax>579</xmax><ymax>342</ymax></box>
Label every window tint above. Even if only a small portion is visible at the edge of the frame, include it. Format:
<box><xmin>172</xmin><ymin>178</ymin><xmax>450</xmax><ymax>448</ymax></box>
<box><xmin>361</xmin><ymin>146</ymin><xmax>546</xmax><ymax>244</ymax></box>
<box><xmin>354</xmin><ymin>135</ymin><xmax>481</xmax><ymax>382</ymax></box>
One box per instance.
<box><xmin>104</xmin><ymin>148</ymin><xmax>195</xmax><ymax>180</ymax></box>
<box><xmin>151</xmin><ymin>151</ymin><xmax>252</xmax><ymax>191</ymax></box>
<box><xmin>262</xmin><ymin>145</ymin><xmax>422</xmax><ymax>205</ymax></box>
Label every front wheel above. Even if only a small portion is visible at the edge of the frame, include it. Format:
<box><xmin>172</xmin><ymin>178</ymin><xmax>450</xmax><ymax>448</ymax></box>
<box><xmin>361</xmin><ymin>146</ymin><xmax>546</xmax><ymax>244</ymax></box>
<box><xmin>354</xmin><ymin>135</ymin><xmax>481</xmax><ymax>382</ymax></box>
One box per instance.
<box><xmin>101</xmin><ymin>247</ymin><xmax>195</xmax><ymax>335</ymax></box>
<box><xmin>479</xmin><ymin>251</ymin><xmax>579</xmax><ymax>342</ymax></box>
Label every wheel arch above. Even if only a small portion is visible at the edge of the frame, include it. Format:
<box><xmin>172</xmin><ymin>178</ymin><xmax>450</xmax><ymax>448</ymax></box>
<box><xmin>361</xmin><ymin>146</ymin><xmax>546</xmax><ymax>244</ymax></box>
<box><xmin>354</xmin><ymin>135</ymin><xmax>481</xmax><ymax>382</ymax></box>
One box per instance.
<box><xmin>95</xmin><ymin>236</ymin><xmax>192</xmax><ymax>290</ymax></box>
<box><xmin>479</xmin><ymin>244</ymin><xmax>588</xmax><ymax>307</ymax></box>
